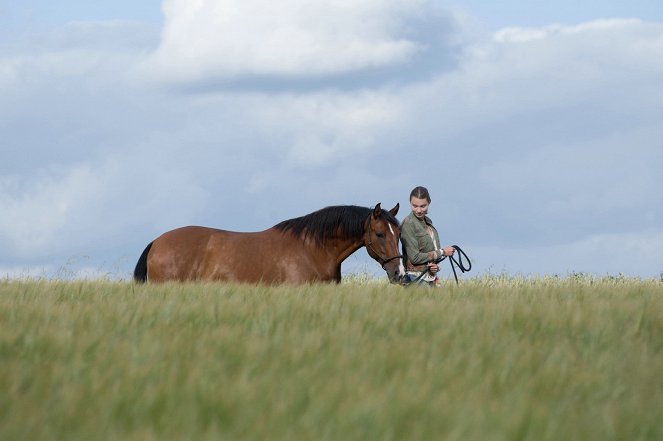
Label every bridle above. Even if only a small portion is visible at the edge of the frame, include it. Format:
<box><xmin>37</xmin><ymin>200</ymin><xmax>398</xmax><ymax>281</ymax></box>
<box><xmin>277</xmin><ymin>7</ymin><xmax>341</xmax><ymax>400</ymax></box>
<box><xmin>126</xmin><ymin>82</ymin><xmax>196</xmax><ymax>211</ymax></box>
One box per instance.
<box><xmin>364</xmin><ymin>216</ymin><xmax>402</xmax><ymax>270</ymax></box>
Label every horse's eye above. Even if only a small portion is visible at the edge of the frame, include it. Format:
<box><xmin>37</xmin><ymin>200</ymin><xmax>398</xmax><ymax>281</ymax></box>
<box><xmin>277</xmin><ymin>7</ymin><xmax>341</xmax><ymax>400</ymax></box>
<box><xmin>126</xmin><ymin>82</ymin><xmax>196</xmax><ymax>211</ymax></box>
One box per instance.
<box><xmin>376</xmin><ymin>232</ymin><xmax>385</xmax><ymax>238</ymax></box>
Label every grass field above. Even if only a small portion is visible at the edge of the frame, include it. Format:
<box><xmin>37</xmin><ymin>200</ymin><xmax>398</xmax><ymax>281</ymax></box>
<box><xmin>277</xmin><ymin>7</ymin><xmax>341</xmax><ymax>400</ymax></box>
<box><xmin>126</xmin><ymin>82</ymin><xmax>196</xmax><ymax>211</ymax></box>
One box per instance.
<box><xmin>1</xmin><ymin>275</ymin><xmax>662</xmax><ymax>440</ymax></box>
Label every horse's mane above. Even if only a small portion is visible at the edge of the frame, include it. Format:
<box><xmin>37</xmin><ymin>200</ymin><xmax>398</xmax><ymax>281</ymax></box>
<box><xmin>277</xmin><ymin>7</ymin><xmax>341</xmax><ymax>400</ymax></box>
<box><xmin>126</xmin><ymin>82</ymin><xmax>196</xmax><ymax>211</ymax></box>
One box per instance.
<box><xmin>274</xmin><ymin>205</ymin><xmax>399</xmax><ymax>244</ymax></box>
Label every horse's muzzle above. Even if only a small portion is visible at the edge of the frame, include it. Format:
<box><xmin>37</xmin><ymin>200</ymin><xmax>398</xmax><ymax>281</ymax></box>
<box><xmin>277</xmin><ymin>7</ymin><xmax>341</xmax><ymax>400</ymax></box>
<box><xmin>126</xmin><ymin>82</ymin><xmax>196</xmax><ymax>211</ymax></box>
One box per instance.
<box><xmin>385</xmin><ymin>262</ymin><xmax>405</xmax><ymax>284</ymax></box>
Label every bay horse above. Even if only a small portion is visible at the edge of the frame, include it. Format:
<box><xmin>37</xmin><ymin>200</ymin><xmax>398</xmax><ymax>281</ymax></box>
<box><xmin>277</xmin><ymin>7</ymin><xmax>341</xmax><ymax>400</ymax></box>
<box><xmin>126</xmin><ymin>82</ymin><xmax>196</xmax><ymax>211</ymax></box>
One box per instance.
<box><xmin>133</xmin><ymin>203</ymin><xmax>403</xmax><ymax>284</ymax></box>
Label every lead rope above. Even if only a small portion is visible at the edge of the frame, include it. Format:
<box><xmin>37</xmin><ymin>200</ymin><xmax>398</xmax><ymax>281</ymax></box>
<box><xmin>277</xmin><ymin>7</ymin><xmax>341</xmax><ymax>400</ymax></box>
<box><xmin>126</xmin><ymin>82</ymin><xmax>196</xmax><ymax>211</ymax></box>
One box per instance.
<box><xmin>403</xmin><ymin>245</ymin><xmax>472</xmax><ymax>286</ymax></box>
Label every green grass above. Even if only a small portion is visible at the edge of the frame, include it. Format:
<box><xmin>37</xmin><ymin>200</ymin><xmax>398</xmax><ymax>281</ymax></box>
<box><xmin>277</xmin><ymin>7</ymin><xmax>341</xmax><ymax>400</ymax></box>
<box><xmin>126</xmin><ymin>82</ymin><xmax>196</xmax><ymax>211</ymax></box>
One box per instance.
<box><xmin>1</xmin><ymin>276</ymin><xmax>662</xmax><ymax>440</ymax></box>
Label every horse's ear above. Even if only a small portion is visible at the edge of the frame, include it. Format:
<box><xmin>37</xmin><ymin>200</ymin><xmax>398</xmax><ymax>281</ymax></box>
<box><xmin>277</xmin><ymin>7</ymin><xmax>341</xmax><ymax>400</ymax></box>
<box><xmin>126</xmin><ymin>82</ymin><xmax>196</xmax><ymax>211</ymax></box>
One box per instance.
<box><xmin>373</xmin><ymin>203</ymin><xmax>382</xmax><ymax>218</ymax></box>
<box><xmin>389</xmin><ymin>203</ymin><xmax>399</xmax><ymax>216</ymax></box>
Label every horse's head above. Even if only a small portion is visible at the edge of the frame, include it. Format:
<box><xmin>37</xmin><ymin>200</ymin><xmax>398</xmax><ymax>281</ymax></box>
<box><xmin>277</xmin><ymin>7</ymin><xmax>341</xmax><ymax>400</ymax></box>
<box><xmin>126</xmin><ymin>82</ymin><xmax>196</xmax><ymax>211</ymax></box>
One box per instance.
<box><xmin>364</xmin><ymin>203</ymin><xmax>404</xmax><ymax>284</ymax></box>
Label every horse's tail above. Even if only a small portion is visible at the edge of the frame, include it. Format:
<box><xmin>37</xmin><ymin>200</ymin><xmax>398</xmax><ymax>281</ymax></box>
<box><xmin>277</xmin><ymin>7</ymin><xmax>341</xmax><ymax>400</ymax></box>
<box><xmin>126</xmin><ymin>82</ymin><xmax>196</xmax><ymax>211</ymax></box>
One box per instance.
<box><xmin>133</xmin><ymin>242</ymin><xmax>153</xmax><ymax>283</ymax></box>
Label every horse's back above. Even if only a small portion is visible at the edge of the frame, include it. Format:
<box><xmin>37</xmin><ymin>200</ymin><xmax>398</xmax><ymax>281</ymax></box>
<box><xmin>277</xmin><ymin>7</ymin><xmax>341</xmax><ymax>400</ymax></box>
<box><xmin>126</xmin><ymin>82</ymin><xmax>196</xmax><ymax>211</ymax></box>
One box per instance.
<box><xmin>148</xmin><ymin>226</ymin><xmax>252</xmax><ymax>282</ymax></box>
<box><xmin>145</xmin><ymin>224</ymin><xmax>337</xmax><ymax>283</ymax></box>
<box><xmin>146</xmin><ymin>225</ymin><xmax>310</xmax><ymax>283</ymax></box>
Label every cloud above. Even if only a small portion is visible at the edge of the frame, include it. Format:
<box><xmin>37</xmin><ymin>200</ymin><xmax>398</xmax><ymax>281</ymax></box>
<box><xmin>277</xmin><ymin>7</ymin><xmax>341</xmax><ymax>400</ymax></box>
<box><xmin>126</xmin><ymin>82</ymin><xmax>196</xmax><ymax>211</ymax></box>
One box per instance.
<box><xmin>0</xmin><ymin>21</ymin><xmax>157</xmax><ymax>87</ymax></box>
<box><xmin>0</xmin><ymin>166</ymin><xmax>98</xmax><ymax>254</ymax></box>
<box><xmin>240</xmin><ymin>91</ymin><xmax>405</xmax><ymax>167</ymax></box>
<box><xmin>400</xmin><ymin>19</ymin><xmax>663</xmax><ymax>137</ymax></box>
<box><xmin>144</xmin><ymin>0</ymin><xmax>458</xmax><ymax>85</ymax></box>
<box><xmin>469</xmin><ymin>228</ymin><xmax>663</xmax><ymax>277</ymax></box>
<box><xmin>380</xmin><ymin>19</ymin><xmax>663</xmax><ymax>251</ymax></box>
<box><xmin>494</xmin><ymin>18</ymin><xmax>644</xmax><ymax>42</ymax></box>
<box><xmin>0</xmin><ymin>157</ymin><xmax>209</xmax><ymax>259</ymax></box>
<box><xmin>1</xmin><ymin>12</ymin><xmax>663</xmax><ymax>278</ymax></box>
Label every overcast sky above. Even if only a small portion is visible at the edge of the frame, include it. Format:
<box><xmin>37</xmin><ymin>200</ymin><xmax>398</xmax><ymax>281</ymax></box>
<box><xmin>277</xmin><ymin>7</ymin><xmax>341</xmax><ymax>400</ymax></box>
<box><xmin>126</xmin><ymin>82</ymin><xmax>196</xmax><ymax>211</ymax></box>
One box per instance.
<box><xmin>1</xmin><ymin>0</ymin><xmax>662</xmax><ymax>280</ymax></box>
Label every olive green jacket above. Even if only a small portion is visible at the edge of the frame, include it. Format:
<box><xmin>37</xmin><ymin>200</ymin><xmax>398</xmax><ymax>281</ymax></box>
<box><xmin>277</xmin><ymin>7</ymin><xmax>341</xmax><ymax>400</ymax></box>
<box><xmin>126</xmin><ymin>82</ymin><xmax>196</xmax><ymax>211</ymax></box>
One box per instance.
<box><xmin>400</xmin><ymin>211</ymin><xmax>443</xmax><ymax>270</ymax></box>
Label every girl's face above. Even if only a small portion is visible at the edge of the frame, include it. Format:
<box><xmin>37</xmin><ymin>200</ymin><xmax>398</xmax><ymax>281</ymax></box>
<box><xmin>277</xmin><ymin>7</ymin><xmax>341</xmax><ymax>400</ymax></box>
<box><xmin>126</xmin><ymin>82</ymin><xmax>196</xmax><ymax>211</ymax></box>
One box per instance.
<box><xmin>410</xmin><ymin>196</ymin><xmax>429</xmax><ymax>219</ymax></box>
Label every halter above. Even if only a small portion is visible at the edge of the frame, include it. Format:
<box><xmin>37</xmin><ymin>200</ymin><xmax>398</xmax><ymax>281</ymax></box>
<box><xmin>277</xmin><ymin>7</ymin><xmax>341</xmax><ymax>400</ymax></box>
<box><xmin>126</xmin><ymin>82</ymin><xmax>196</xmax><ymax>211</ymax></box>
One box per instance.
<box><xmin>364</xmin><ymin>216</ymin><xmax>402</xmax><ymax>269</ymax></box>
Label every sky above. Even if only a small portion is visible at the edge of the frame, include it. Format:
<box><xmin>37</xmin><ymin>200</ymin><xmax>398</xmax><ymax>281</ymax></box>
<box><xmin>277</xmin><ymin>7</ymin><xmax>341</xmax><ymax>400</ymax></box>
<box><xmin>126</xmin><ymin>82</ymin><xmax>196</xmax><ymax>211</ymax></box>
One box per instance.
<box><xmin>1</xmin><ymin>0</ymin><xmax>662</xmax><ymax>280</ymax></box>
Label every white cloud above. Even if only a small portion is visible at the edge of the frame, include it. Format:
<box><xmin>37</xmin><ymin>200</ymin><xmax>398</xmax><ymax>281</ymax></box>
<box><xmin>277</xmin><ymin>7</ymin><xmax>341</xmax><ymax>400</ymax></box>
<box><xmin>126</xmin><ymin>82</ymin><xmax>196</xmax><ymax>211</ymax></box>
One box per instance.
<box><xmin>494</xmin><ymin>18</ymin><xmax>644</xmax><ymax>43</ymax></box>
<box><xmin>145</xmin><ymin>0</ymin><xmax>446</xmax><ymax>82</ymax></box>
<box><xmin>494</xmin><ymin>18</ymin><xmax>646</xmax><ymax>43</ymax></box>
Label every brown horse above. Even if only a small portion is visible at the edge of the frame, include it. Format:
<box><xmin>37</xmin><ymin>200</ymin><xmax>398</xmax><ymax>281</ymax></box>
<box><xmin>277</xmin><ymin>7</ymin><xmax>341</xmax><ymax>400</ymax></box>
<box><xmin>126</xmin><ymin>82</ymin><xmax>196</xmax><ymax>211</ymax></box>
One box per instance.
<box><xmin>133</xmin><ymin>203</ymin><xmax>403</xmax><ymax>284</ymax></box>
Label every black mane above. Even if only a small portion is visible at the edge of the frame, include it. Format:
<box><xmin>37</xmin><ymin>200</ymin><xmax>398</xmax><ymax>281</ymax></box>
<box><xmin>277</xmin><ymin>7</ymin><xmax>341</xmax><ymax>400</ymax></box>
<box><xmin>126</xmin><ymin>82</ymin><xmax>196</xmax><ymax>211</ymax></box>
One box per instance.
<box><xmin>274</xmin><ymin>205</ymin><xmax>399</xmax><ymax>244</ymax></box>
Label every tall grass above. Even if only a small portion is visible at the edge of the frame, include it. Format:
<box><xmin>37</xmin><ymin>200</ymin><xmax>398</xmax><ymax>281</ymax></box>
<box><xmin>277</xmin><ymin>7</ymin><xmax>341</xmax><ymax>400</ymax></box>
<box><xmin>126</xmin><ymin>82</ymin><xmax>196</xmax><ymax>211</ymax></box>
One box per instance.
<box><xmin>1</xmin><ymin>276</ymin><xmax>661</xmax><ymax>440</ymax></box>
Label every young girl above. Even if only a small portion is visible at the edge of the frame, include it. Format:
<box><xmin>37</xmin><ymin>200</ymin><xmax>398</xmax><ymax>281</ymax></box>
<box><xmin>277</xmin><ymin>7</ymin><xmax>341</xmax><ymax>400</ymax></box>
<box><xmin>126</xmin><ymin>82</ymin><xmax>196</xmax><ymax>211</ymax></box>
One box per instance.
<box><xmin>400</xmin><ymin>186</ymin><xmax>455</xmax><ymax>286</ymax></box>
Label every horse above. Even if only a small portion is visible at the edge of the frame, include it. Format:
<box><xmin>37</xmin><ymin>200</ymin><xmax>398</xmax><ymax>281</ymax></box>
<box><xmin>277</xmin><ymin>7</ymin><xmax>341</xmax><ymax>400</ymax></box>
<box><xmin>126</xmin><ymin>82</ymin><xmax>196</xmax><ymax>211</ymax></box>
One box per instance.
<box><xmin>133</xmin><ymin>203</ymin><xmax>403</xmax><ymax>284</ymax></box>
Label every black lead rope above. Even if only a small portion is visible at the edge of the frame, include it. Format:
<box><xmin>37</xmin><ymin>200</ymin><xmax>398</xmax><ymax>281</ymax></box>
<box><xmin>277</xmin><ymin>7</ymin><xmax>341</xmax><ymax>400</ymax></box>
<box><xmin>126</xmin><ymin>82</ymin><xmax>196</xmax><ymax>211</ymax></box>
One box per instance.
<box><xmin>403</xmin><ymin>245</ymin><xmax>472</xmax><ymax>286</ymax></box>
<box><xmin>442</xmin><ymin>245</ymin><xmax>472</xmax><ymax>284</ymax></box>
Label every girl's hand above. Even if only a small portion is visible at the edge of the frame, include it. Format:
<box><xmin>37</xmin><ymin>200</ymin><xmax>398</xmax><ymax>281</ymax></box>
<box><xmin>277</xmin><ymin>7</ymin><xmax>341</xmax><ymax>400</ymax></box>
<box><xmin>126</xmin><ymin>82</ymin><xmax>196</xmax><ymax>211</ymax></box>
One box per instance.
<box><xmin>428</xmin><ymin>263</ymin><xmax>439</xmax><ymax>273</ymax></box>
<box><xmin>441</xmin><ymin>246</ymin><xmax>455</xmax><ymax>257</ymax></box>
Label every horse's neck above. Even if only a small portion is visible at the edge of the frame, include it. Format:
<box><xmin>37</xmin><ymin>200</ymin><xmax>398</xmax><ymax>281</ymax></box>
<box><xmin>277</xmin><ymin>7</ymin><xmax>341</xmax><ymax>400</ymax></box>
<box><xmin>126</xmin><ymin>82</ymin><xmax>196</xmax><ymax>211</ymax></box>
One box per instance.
<box><xmin>322</xmin><ymin>234</ymin><xmax>364</xmax><ymax>265</ymax></box>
